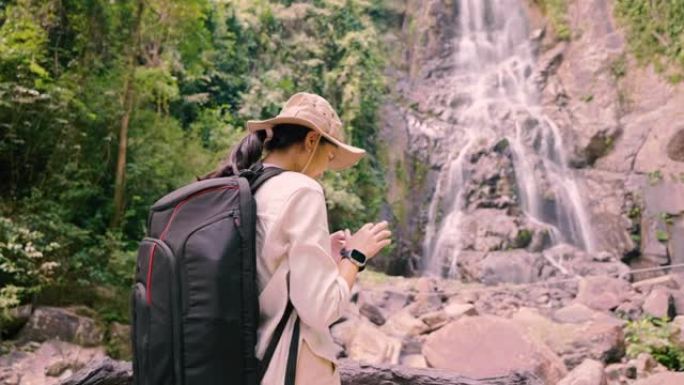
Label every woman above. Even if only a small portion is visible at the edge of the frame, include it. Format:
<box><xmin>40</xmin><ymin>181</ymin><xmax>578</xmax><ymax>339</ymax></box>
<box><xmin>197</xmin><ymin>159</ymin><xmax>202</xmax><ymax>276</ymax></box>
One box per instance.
<box><xmin>212</xmin><ymin>92</ymin><xmax>392</xmax><ymax>385</ymax></box>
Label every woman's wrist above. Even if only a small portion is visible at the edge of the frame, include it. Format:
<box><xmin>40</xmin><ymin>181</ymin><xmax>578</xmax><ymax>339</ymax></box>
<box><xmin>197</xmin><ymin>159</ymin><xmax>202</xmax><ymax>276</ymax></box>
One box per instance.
<box><xmin>338</xmin><ymin>258</ymin><xmax>360</xmax><ymax>289</ymax></box>
<box><xmin>340</xmin><ymin>247</ymin><xmax>367</xmax><ymax>271</ymax></box>
<box><xmin>339</xmin><ymin>257</ymin><xmax>360</xmax><ymax>271</ymax></box>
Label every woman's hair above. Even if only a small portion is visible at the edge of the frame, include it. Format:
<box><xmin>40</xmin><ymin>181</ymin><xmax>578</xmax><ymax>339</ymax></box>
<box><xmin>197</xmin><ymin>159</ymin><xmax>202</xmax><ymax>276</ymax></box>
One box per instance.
<box><xmin>198</xmin><ymin>123</ymin><xmax>334</xmax><ymax>180</ymax></box>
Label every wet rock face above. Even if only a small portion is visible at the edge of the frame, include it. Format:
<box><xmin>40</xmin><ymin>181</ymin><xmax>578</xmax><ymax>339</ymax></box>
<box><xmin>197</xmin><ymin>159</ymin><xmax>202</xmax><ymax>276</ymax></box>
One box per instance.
<box><xmin>462</xmin><ymin>142</ymin><xmax>519</xmax><ymax>211</ymax></box>
<box><xmin>382</xmin><ymin>0</ymin><xmax>684</xmax><ymax>278</ymax></box>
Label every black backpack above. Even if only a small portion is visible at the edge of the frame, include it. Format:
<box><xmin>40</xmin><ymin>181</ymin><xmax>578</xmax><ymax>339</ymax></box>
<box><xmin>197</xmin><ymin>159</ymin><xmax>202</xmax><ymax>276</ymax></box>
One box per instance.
<box><xmin>131</xmin><ymin>162</ymin><xmax>300</xmax><ymax>385</ymax></box>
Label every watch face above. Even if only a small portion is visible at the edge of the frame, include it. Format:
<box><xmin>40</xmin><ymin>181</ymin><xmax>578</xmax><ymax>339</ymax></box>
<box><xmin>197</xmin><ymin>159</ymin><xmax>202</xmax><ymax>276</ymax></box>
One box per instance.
<box><xmin>350</xmin><ymin>249</ymin><xmax>367</xmax><ymax>264</ymax></box>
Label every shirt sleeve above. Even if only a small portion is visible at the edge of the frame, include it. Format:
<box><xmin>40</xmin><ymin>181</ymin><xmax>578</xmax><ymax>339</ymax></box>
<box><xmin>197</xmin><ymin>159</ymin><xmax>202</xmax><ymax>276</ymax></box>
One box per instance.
<box><xmin>278</xmin><ymin>185</ymin><xmax>351</xmax><ymax>332</ymax></box>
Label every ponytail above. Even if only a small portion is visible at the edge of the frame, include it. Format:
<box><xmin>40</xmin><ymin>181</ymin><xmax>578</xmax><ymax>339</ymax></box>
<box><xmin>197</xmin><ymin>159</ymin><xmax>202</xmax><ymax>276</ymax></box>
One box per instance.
<box><xmin>198</xmin><ymin>131</ymin><xmax>267</xmax><ymax>180</ymax></box>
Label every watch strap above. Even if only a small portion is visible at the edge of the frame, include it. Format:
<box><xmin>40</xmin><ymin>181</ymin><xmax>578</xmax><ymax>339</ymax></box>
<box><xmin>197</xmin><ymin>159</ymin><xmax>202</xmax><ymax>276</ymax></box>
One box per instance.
<box><xmin>341</xmin><ymin>248</ymin><xmax>366</xmax><ymax>271</ymax></box>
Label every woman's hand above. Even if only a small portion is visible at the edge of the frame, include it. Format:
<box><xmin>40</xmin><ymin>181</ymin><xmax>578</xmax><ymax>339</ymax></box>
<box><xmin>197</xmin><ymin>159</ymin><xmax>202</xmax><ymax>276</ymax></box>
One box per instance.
<box><xmin>344</xmin><ymin>221</ymin><xmax>392</xmax><ymax>260</ymax></box>
<box><xmin>330</xmin><ymin>230</ymin><xmax>349</xmax><ymax>262</ymax></box>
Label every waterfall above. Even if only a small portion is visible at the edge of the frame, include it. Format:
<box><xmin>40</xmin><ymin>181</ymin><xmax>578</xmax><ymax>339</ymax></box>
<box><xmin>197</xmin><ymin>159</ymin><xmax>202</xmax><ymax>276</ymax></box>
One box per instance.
<box><xmin>422</xmin><ymin>0</ymin><xmax>595</xmax><ymax>277</ymax></box>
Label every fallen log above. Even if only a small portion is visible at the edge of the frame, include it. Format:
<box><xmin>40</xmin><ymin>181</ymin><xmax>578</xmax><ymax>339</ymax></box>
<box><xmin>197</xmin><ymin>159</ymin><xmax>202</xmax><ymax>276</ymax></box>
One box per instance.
<box><xmin>60</xmin><ymin>357</ymin><xmax>543</xmax><ymax>385</ymax></box>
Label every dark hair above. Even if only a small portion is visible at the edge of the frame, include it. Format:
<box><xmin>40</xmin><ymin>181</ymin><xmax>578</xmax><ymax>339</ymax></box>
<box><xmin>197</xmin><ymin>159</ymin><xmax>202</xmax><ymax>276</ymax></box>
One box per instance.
<box><xmin>198</xmin><ymin>124</ymin><xmax>334</xmax><ymax>180</ymax></box>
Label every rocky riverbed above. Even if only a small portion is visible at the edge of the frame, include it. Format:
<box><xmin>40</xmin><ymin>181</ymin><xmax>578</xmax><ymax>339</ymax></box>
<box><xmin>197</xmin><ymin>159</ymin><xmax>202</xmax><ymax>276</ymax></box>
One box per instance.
<box><xmin>2</xmin><ymin>271</ymin><xmax>684</xmax><ymax>384</ymax></box>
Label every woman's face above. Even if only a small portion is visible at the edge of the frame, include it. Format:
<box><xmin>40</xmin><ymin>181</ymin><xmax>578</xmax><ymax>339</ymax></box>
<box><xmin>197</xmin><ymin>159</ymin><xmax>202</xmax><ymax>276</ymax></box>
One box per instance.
<box><xmin>299</xmin><ymin>131</ymin><xmax>337</xmax><ymax>179</ymax></box>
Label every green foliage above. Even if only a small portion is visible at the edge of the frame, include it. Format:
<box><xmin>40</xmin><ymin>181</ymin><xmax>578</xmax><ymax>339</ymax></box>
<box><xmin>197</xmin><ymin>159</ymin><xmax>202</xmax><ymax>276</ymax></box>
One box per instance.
<box><xmin>513</xmin><ymin>229</ymin><xmax>533</xmax><ymax>249</ymax></box>
<box><xmin>493</xmin><ymin>138</ymin><xmax>510</xmax><ymax>153</ymax></box>
<box><xmin>648</xmin><ymin>170</ymin><xmax>664</xmax><ymax>185</ymax></box>
<box><xmin>0</xmin><ymin>217</ymin><xmax>59</xmax><ymax>322</ymax></box>
<box><xmin>611</xmin><ymin>54</ymin><xmax>628</xmax><ymax>79</ymax></box>
<box><xmin>625</xmin><ymin>316</ymin><xmax>684</xmax><ymax>371</ymax></box>
<box><xmin>0</xmin><ymin>0</ymin><xmax>391</xmax><ymax>316</ymax></box>
<box><xmin>534</xmin><ymin>0</ymin><xmax>571</xmax><ymax>41</ymax></box>
<box><xmin>233</xmin><ymin>0</ymin><xmax>388</xmax><ymax>230</ymax></box>
<box><xmin>659</xmin><ymin>212</ymin><xmax>675</xmax><ymax>225</ymax></box>
<box><xmin>656</xmin><ymin>229</ymin><xmax>670</xmax><ymax>243</ymax></box>
<box><xmin>615</xmin><ymin>0</ymin><xmax>684</xmax><ymax>82</ymax></box>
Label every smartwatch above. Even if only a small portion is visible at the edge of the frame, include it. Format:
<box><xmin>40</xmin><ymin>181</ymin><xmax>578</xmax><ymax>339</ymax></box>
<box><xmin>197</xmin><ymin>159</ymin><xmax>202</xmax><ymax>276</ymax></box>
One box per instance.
<box><xmin>340</xmin><ymin>248</ymin><xmax>367</xmax><ymax>271</ymax></box>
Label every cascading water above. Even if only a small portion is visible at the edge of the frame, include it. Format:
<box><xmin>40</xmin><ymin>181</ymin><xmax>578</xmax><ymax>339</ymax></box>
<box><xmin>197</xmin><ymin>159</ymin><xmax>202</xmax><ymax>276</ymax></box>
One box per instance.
<box><xmin>422</xmin><ymin>0</ymin><xmax>595</xmax><ymax>277</ymax></box>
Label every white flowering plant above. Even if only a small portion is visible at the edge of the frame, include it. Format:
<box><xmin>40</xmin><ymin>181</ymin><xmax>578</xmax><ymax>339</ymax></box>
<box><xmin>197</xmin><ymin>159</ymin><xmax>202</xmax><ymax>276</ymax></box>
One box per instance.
<box><xmin>0</xmin><ymin>217</ymin><xmax>60</xmax><ymax>322</ymax></box>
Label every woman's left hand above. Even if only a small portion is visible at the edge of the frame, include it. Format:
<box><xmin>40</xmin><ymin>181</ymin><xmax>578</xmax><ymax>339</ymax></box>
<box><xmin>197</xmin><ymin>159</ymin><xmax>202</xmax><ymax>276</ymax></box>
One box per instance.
<box><xmin>330</xmin><ymin>229</ymin><xmax>350</xmax><ymax>262</ymax></box>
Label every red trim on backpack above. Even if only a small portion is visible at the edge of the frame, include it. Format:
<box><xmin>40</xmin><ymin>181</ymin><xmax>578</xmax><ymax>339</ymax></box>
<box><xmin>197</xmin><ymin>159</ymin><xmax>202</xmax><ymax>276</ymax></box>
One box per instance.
<box><xmin>146</xmin><ymin>185</ymin><xmax>238</xmax><ymax>304</ymax></box>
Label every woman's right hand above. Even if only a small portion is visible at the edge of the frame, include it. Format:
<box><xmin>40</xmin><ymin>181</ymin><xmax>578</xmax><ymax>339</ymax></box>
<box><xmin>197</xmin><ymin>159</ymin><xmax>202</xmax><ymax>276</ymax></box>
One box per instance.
<box><xmin>344</xmin><ymin>221</ymin><xmax>392</xmax><ymax>260</ymax></box>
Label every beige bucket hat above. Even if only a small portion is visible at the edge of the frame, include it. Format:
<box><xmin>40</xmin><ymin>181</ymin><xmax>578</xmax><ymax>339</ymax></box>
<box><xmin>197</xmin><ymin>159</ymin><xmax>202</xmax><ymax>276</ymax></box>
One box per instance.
<box><xmin>246</xmin><ymin>92</ymin><xmax>366</xmax><ymax>170</ymax></box>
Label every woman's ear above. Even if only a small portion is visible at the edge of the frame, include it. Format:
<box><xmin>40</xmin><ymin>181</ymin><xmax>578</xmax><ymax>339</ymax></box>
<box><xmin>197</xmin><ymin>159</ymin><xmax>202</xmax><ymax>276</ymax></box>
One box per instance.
<box><xmin>304</xmin><ymin>131</ymin><xmax>320</xmax><ymax>153</ymax></box>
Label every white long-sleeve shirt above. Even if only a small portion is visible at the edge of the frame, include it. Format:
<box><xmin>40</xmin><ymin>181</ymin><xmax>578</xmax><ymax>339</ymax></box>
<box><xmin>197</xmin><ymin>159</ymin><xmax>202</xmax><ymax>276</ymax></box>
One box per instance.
<box><xmin>254</xmin><ymin>169</ymin><xmax>350</xmax><ymax>384</ymax></box>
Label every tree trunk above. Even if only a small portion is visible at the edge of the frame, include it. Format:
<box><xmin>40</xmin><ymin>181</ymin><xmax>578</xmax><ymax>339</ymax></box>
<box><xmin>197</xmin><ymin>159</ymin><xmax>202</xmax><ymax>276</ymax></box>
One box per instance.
<box><xmin>110</xmin><ymin>0</ymin><xmax>144</xmax><ymax>229</ymax></box>
<box><xmin>60</xmin><ymin>357</ymin><xmax>542</xmax><ymax>385</ymax></box>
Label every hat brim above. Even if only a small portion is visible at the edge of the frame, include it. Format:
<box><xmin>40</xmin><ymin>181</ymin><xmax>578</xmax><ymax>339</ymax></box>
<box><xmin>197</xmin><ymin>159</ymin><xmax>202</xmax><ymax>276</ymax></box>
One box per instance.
<box><xmin>246</xmin><ymin>116</ymin><xmax>366</xmax><ymax>171</ymax></box>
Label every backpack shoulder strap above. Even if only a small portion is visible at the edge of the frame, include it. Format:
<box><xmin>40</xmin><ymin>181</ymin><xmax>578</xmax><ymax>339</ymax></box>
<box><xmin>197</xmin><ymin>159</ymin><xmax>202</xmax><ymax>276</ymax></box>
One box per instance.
<box><xmin>250</xmin><ymin>166</ymin><xmax>285</xmax><ymax>193</ymax></box>
<box><xmin>247</xmin><ymin>163</ymin><xmax>297</xmax><ymax>383</ymax></box>
<box><xmin>250</xmin><ymin>167</ymin><xmax>285</xmax><ymax>194</ymax></box>
<box><xmin>237</xmin><ymin>160</ymin><xmax>284</xmax><ymax>192</ymax></box>
<box><xmin>258</xmin><ymin>274</ymin><xmax>299</xmax><ymax>385</ymax></box>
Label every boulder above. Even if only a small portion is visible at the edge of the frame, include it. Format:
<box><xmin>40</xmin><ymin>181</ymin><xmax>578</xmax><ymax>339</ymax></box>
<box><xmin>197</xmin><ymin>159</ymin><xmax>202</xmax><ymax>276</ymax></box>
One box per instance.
<box><xmin>419</xmin><ymin>310</ymin><xmax>450</xmax><ymax>332</ymax></box>
<box><xmin>641</xmin><ymin>288</ymin><xmax>676</xmax><ymax>319</ymax></box>
<box><xmin>671</xmin><ymin>290</ymin><xmax>684</xmax><ymax>316</ymax></box>
<box><xmin>640</xmin><ymin>216</ymin><xmax>670</xmax><ymax>266</ymax></box>
<box><xmin>422</xmin><ymin>315</ymin><xmax>567</xmax><ymax>383</ymax></box>
<box><xmin>0</xmin><ymin>340</ymin><xmax>105</xmax><ymax>385</ymax></box>
<box><xmin>18</xmin><ymin>307</ymin><xmax>104</xmax><ymax>347</ymax></box>
<box><xmin>1</xmin><ymin>304</ymin><xmax>32</xmax><ymax>337</ymax></box>
<box><xmin>418</xmin><ymin>297</ymin><xmax>478</xmax><ymax>331</ymax></box>
<box><xmin>346</xmin><ymin>320</ymin><xmax>402</xmax><ymax>365</ymax></box>
<box><xmin>331</xmin><ymin>319</ymin><xmax>355</xmax><ymax>349</ymax></box>
<box><xmin>632</xmin><ymin>275</ymin><xmax>680</xmax><ymax>293</ymax></box>
<box><xmin>672</xmin><ymin>316</ymin><xmax>684</xmax><ymax>349</ymax></box>
<box><xmin>381</xmin><ymin>309</ymin><xmax>429</xmax><ymax>338</ymax></box>
<box><xmin>357</xmin><ymin>289</ymin><xmax>410</xmax><ymax>315</ymax></box>
<box><xmin>668</xmin><ymin>216</ymin><xmax>684</xmax><ymax>266</ymax></box>
<box><xmin>575</xmin><ymin>277</ymin><xmax>631</xmax><ymax>311</ymax></box>
<box><xmin>107</xmin><ymin>322</ymin><xmax>132</xmax><ymax>361</ymax></box>
<box><xmin>553</xmin><ymin>303</ymin><xmax>600</xmax><ymax>324</ymax></box>
<box><xmin>359</xmin><ymin>303</ymin><xmax>387</xmax><ymax>326</ymax></box>
<box><xmin>443</xmin><ymin>302</ymin><xmax>478</xmax><ymax>318</ymax></box>
<box><xmin>512</xmin><ymin>308</ymin><xmax>624</xmax><ymax>369</ymax></box>
<box><xmin>558</xmin><ymin>359</ymin><xmax>606</xmax><ymax>385</ymax></box>
<box><xmin>632</xmin><ymin>372</ymin><xmax>684</xmax><ymax>385</ymax></box>
<box><xmin>479</xmin><ymin>250</ymin><xmax>547</xmax><ymax>285</ymax></box>
<box><xmin>604</xmin><ymin>363</ymin><xmax>637</xmax><ymax>382</ymax></box>
<box><xmin>406</xmin><ymin>294</ymin><xmax>443</xmax><ymax>318</ymax></box>
<box><xmin>615</xmin><ymin>299</ymin><xmax>645</xmax><ymax>321</ymax></box>
<box><xmin>630</xmin><ymin>353</ymin><xmax>660</xmax><ymax>379</ymax></box>
<box><xmin>399</xmin><ymin>354</ymin><xmax>428</xmax><ymax>369</ymax></box>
